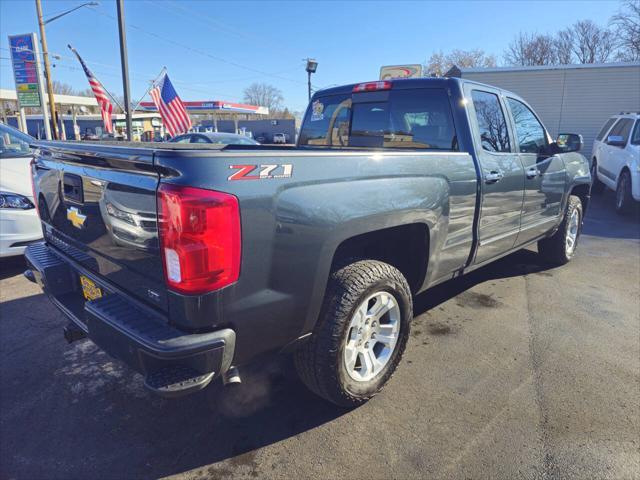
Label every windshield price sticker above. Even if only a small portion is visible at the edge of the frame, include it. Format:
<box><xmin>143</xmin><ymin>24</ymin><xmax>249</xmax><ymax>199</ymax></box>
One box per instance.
<box><xmin>310</xmin><ymin>100</ymin><xmax>324</xmax><ymax>121</ymax></box>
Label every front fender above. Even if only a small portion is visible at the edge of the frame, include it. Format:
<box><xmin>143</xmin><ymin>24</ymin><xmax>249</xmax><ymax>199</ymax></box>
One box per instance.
<box><xmin>563</xmin><ymin>151</ymin><xmax>591</xmax><ymax>207</ymax></box>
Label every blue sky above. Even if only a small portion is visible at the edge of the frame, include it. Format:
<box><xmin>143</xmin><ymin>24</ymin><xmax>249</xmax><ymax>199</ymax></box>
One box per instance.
<box><xmin>0</xmin><ymin>0</ymin><xmax>623</xmax><ymax>112</ymax></box>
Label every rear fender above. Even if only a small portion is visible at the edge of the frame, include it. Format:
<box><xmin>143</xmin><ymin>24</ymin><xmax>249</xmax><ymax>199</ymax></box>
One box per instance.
<box><xmin>271</xmin><ymin>175</ymin><xmax>449</xmax><ymax>335</ymax></box>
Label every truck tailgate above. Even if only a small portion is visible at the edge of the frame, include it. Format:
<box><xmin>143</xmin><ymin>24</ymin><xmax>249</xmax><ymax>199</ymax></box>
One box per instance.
<box><xmin>33</xmin><ymin>143</ymin><xmax>168</xmax><ymax>312</ymax></box>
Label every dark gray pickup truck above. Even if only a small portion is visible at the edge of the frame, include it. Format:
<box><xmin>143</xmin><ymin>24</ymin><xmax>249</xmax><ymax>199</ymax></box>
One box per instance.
<box><xmin>26</xmin><ymin>78</ymin><xmax>590</xmax><ymax>406</ymax></box>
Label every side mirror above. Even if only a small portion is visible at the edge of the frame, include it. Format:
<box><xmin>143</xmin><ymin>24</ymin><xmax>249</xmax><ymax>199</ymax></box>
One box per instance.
<box><xmin>607</xmin><ymin>135</ymin><xmax>626</xmax><ymax>147</ymax></box>
<box><xmin>556</xmin><ymin>133</ymin><xmax>583</xmax><ymax>153</ymax></box>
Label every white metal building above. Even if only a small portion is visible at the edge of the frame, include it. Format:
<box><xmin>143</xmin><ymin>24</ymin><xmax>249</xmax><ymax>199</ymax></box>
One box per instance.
<box><xmin>455</xmin><ymin>62</ymin><xmax>640</xmax><ymax>158</ymax></box>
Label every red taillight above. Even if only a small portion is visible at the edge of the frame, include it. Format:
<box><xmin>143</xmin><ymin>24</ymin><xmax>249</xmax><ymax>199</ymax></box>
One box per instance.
<box><xmin>157</xmin><ymin>184</ymin><xmax>241</xmax><ymax>295</ymax></box>
<box><xmin>352</xmin><ymin>81</ymin><xmax>392</xmax><ymax>93</ymax></box>
<box><xmin>30</xmin><ymin>158</ymin><xmax>39</xmax><ymax>215</ymax></box>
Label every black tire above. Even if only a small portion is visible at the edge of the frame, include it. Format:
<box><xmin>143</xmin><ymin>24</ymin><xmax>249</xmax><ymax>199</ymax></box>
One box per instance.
<box><xmin>615</xmin><ymin>170</ymin><xmax>633</xmax><ymax>215</ymax></box>
<box><xmin>538</xmin><ymin>195</ymin><xmax>583</xmax><ymax>265</ymax></box>
<box><xmin>294</xmin><ymin>260</ymin><xmax>412</xmax><ymax>407</ymax></box>
<box><xmin>590</xmin><ymin>158</ymin><xmax>605</xmax><ymax>194</ymax></box>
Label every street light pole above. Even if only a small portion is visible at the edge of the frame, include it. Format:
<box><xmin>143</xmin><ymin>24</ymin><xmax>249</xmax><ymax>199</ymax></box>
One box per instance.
<box><xmin>116</xmin><ymin>0</ymin><xmax>132</xmax><ymax>141</ymax></box>
<box><xmin>35</xmin><ymin>0</ymin><xmax>58</xmax><ymax>140</ymax></box>
<box><xmin>305</xmin><ymin>58</ymin><xmax>318</xmax><ymax>101</ymax></box>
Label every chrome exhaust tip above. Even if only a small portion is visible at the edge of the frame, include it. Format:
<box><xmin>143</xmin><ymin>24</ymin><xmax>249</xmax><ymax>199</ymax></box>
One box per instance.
<box><xmin>222</xmin><ymin>366</ymin><xmax>241</xmax><ymax>385</ymax></box>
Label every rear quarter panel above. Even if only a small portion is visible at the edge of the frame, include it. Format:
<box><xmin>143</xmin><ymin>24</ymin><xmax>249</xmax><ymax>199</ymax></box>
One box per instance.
<box><xmin>155</xmin><ymin>149</ymin><xmax>477</xmax><ymax>363</ymax></box>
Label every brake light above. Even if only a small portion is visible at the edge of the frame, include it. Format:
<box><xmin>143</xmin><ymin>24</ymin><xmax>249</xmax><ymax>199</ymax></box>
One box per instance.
<box><xmin>352</xmin><ymin>81</ymin><xmax>392</xmax><ymax>93</ymax></box>
<box><xmin>30</xmin><ymin>158</ymin><xmax>39</xmax><ymax>216</ymax></box>
<box><xmin>157</xmin><ymin>184</ymin><xmax>241</xmax><ymax>295</ymax></box>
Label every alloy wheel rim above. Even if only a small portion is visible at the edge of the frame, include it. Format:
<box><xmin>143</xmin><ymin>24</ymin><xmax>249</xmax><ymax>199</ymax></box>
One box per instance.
<box><xmin>565</xmin><ymin>208</ymin><xmax>580</xmax><ymax>256</ymax></box>
<box><xmin>343</xmin><ymin>291</ymin><xmax>401</xmax><ymax>382</ymax></box>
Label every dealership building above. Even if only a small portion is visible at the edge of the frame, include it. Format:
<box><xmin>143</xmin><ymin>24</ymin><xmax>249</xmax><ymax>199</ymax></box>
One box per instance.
<box><xmin>449</xmin><ymin>62</ymin><xmax>640</xmax><ymax>158</ymax></box>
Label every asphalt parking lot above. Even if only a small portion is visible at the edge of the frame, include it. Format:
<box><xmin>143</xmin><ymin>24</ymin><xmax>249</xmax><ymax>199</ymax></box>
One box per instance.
<box><xmin>1</xmin><ymin>193</ymin><xmax>638</xmax><ymax>480</ymax></box>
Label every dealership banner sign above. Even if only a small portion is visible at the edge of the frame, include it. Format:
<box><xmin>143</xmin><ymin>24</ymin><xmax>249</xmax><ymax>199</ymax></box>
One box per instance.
<box><xmin>8</xmin><ymin>33</ymin><xmax>46</xmax><ymax>108</ymax></box>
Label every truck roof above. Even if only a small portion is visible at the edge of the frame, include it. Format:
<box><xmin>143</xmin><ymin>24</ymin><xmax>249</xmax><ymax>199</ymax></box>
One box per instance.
<box><xmin>315</xmin><ymin>77</ymin><xmax>460</xmax><ymax>97</ymax></box>
<box><xmin>313</xmin><ymin>76</ymin><xmax>522</xmax><ymax>102</ymax></box>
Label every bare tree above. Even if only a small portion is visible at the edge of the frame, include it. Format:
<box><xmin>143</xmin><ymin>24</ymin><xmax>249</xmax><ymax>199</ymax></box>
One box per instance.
<box><xmin>243</xmin><ymin>83</ymin><xmax>284</xmax><ymax>112</ymax></box>
<box><xmin>76</xmin><ymin>88</ymin><xmax>94</xmax><ymax>97</ymax></box>
<box><xmin>554</xmin><ymin>29</ymin><xmax>575</xmax><ymax>64</ymax></box>
<box><xmin>571</xmin><ymin>20</ymin><xmax>616</xmax><ymax>63</ymax></box>
<box><xmin>504</xmin><ymin>32</ymin><xmax>557</xmax><ymax>66</ymax></box>
<box><xmin>426</xmin><ymin>49</ymin><xmax>496</xmax><ymax>76</ymax></box>
<box><xmin>51</xmin><ymin>81</ymin><xmax>76</xmax><ymax>95</ymax></box>
<box><xmin>610</xmin><ymin>0</ymin><xmax>640</xmax><ymax>61</ymax></box>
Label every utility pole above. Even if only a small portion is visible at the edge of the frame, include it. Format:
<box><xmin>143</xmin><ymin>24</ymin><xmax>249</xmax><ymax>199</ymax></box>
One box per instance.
<box><xmin>35</xmin><ymin>0</ymin><xmax>58</xmax><ymax>139</ymax></box>
<box><xmin>116</xmin><ymin>0</ymin><xmax>132</xmax><ymax>140</ymax></box>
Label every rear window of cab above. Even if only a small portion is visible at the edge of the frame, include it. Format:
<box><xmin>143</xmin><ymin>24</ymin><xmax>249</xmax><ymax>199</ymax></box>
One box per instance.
<box><xmin>298</xmin><ymin>88</ymin><xmax>458</xmax><ymax>151</ymax></box>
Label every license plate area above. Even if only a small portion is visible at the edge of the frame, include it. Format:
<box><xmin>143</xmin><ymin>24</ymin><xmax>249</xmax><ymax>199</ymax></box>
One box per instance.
<box><xmin>80</xmin><ymin>274</ymin><xmax>103</xmax><ymax>301</ymax></box>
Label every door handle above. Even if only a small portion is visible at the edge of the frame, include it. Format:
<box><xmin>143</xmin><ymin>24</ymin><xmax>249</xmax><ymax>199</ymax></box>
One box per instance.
<box><xmin>526</xmin><ymin>167</ymin><xmax>540</xmax><ymax>179</ymax></box>
<box><xmin>484</xmin><ymin>171</ymin><xmax>504</xmax><ymax>184</ymax></box>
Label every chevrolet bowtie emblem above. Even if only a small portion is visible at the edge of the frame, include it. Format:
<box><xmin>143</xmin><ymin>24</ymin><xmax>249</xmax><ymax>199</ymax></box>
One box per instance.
<box><xmin>67</xmin><ymin>207</ymin><xmax>87</xmax><ymax>229</ymax></box>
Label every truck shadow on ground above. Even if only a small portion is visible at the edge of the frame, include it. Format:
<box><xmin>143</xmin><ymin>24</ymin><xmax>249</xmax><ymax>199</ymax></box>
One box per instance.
<box><xmin>414</xmin><ymin>248</ymin><xmax>550</xmax><ymax>315</ymax></box>
<box><xmin>0</xmin><ymin>256</ymin><xmax>27</xmax><ymax>281</ymax></box>
<box><xmin>2</xmin><ymin>194</ymin><xmax>630</xmax><ymax>478</ymax></box>
<box><xmin>1</xmin><ymin>246</ymin><xmax>562</xmax><ymax>479</ymax></box>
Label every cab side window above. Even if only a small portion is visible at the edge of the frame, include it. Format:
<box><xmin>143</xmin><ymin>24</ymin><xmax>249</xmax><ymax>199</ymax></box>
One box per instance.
<box><xmin>471</xmin><ymin>90</ymin><xmax>511</xmax><ymax>153</ymax></box>
<box><xmin>507</xmin><ymin>98</ymin><xmax>547</xmax><ymax>154</ymax></box>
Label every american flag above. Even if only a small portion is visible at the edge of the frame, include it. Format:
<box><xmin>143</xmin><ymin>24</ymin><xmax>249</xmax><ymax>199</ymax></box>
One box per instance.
<box><xmin>68</xmin><ymin>45</ymin><xmax>113</xmax><ymax>134</ymax></box>
<box><xmin>149</xmin><ymin>72</ymin><xmax>191</xmax><ymax>137</ymax></box>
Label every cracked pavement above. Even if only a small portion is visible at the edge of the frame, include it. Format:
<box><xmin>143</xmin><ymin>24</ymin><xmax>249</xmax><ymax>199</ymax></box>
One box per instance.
<box><xmin>0</xmin><ymin>193</ymin><xmax>638</xmax><ymax>479</ymax></box>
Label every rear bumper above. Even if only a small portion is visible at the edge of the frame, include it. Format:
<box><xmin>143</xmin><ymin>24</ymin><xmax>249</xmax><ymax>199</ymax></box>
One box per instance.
<box><xmin>24</xmin><ymin>242</ymin><xmax>235</xmax><ymax>397</ymax></box>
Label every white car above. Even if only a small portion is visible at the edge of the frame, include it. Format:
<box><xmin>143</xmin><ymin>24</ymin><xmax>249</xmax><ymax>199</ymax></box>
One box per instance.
<box><xmin>0</xmin><ymin>123</ymin><xmax>42</xmax><ymax>257</ymax></box>
<box><xmin>273</xmin><ymin>133</ymin><xmax>287</xmax><ymax>144</ymax></box>
<box><xmin>591</xmin><ymin>112</ymin><xmax>640</xmax><ymax>214</ymax></box>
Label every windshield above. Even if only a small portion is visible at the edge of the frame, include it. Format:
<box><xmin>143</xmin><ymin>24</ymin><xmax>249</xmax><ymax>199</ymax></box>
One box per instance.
<box><xmin>298</xmin><ymin>88</ymin><xmax>458</xmax><ymax>150</ymax></box>
<box><xmin>0</xmin><ymin>123</ymin><xmax>33</xmax><ymax>158</ymax></box>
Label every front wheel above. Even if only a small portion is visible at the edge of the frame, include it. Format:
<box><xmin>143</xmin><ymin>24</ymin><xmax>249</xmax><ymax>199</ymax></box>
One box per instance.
<box><xmin>615</xmin><ymin>170</ymin><xmax>633</xmax><ymax>215</ymax></box>
<box><xmin>538</xmin><ymin>195</ymin><xmax>583</xmax><ymax>265</ymax></box>
<box><xmin>294</xmin><ymin>260</ymin><xmax>412</xmax><ymax>407</ymax></box>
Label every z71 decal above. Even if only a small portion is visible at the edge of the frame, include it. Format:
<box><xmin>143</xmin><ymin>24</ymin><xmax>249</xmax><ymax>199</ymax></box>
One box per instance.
<box><xmin>228</xmin><ymin>164</ymin><xmax>293</xmax><ymax>180</ymax></box>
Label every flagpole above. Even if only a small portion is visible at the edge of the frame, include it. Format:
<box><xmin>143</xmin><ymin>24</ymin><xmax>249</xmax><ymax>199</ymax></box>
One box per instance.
<box><xmin>130</xmin><ymin>66</ymin><xmax>166</xmax><ymax>114</ymax></box>
<box><xmin>67</xmin><ymin>44</ymin><xmax>125</xmax><ymax>112</ymax></box>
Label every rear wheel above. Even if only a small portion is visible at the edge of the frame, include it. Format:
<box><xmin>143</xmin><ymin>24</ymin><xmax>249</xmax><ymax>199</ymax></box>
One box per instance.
<box><xmin>538</xmin><ymin>195</ymin><xmax>583</xmax><ymax>265</ymax></box>
<box><xmin>294</xmin><ymin>260</ymin><xmax>412</xmax><ymax>407</ymax></box>
<box><xmin>590</xmin><ymin>159</ymin><xmax>605</xmax><ymax>194</ymax></box>
<box><xmin>615</xmin><ymin>170</ymin><xmax>633</xmax><ymax>215</ymax></box>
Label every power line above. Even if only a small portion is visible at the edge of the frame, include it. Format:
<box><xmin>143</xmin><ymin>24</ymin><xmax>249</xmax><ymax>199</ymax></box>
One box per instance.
<box><xmin>89</xmin><ymin>5</ymin><xmax>314</xmax><ymax>88</ymax></box>
<box><xmin>0</xmin><ymin>46</ymin><xmax>244</xmax><ymax>101</ymax></box>
<box><xmin>156</xmin><ymin>0</ymin><xmax>291</xmax><ymax>53</ymax></box>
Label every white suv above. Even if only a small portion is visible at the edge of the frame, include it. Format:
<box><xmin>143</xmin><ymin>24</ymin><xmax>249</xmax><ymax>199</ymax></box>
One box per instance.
<box><xmin>273</xmin><ymin>133</ymin><xmax>287</xmax><ymax>144</ymax></box>
<box><xmin>591</xmin><ymin>112</ymin><xmax>640</xmax><ymax>214</ymax></box>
